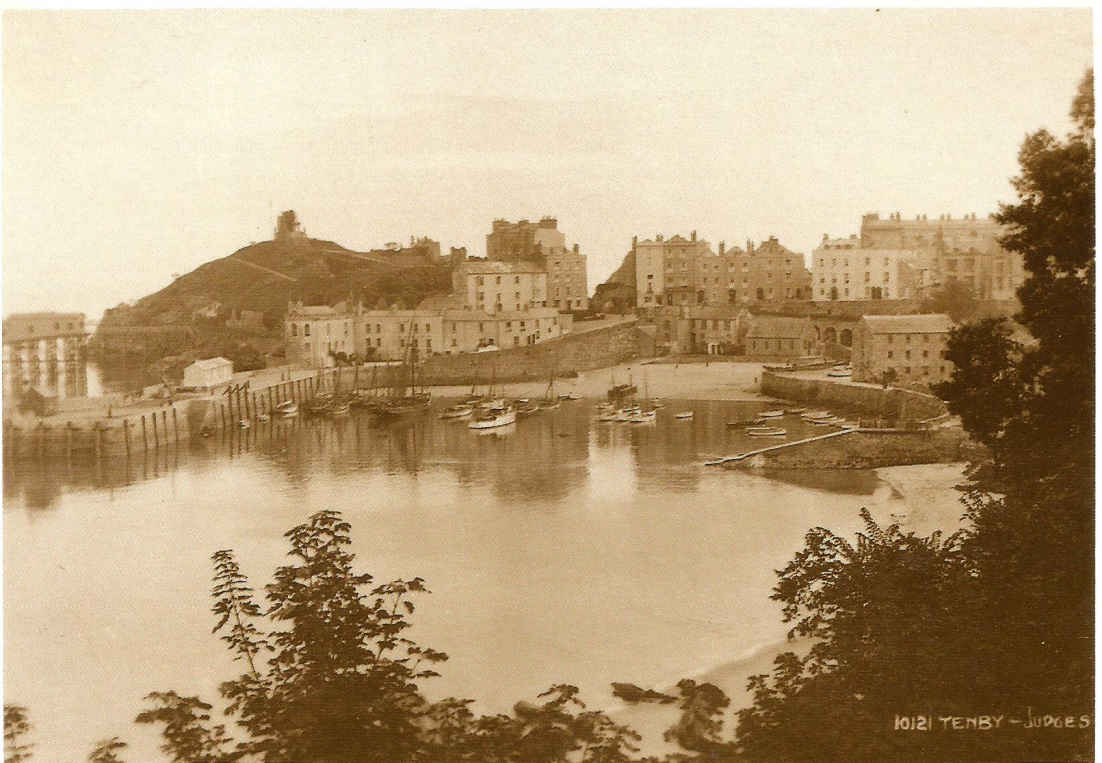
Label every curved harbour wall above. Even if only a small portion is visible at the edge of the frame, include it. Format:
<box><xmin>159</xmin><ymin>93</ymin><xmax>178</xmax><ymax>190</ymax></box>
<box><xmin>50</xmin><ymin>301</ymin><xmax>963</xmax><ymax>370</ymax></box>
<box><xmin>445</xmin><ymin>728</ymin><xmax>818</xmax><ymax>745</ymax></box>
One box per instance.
<box><xmin>761</xmin><ymin>371</ymin><xmax>946</xmax><ymax>421</ymax></box>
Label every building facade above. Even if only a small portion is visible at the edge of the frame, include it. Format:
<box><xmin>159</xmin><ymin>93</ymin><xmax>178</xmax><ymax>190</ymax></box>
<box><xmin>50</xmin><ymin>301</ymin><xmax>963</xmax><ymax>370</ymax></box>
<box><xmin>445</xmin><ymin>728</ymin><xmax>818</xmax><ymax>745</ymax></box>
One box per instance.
<box><xmin>811</xmin><ymin>235</ymin><xmax>921</xmax><ymax>301</ymax></box>
<box><xmin>486</xmin><ymin>218</ymin><xmax>589</xmax><ymax>311</ymax></box>
<box><xmin>859</xmin><ymin>212</ymin><xmax>1025</xmax><ymax>300</ymax></box>
<box><xmin>285</xmin><ymin>300</ymin><xmax>571</xmax><ymax>367</ymax></box>
<box><xmin>744</xmin><ymin>316</ymin><xmax>818</xmax><ymax>360</ymax></box>
<box><xmin>634</xmin><ymin>232</ymin><xmax>811</xmax><ymax>307</ymax></box>
<box><xmin>851</xmin><ymin>313</ymin><xmax>954</xmax><ymax>386</ymax></box>
<box><xmin>2</xmin><ymin>312</ymin><xmax>88</xmax><ymax>402</ymax></box>
<box><xmin>453</xmin><ymin>260</ymin><xmax>548</xmax><ymax>313</ymax></box>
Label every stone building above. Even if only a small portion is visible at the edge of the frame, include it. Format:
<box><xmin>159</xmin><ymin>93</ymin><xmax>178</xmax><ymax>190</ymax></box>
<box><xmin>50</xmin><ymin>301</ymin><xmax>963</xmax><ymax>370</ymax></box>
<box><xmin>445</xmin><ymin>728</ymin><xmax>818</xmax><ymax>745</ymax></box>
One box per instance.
<box><xmin>284</xmin><ymin>302</ymin><xmax>357</xmax><ymax>367</ymax></box>
<box><xmin>683</xmin><ymin>306</ymin><xmax>754</xmax><ymax>354</ymax></box>
<box><xmin>744</xmin><ymin>316</ymin><xmax>817</xmax><ymax>360</ymax></box>
<box><xmin>811</xmin><ymin>235</ymin><xmax>921</xmax><ymax>301</ymax></box>
<box><xmin>633</xmin><ymin>232</ymin><xmax>811</xmax><ymax>307</ymax></box>
<box><xmin>182</xmin><ymin>357</ymin><xmax>233</xmax><ymax>389</ymax></box>
<box><xmin>453</xmin><ymin>260</ymin><xmax>548</xmax><ymax>313</ymax></box>
<box><xmin>3</xmin><ymin>312</ymin><xmax>88</xmax><ymax>402</ymax></box>
<box><xmin>285</xmin><ymin>299</ymin><xmax>571</xmax><ymax>367</ymax></box>
<box><xmin>851</xmin><ymin>313</ymin><xmax>954</xmax><ymax>386</ymax></box>
<box><xmin>486</xmin><ymin>218</ymin><xmax>589</xmax><ymax>311</ymax></box>
<box><xmin>859</xmin><ymin>212</ymin><xmax>1025</xmax><ymax>300</ymax></box>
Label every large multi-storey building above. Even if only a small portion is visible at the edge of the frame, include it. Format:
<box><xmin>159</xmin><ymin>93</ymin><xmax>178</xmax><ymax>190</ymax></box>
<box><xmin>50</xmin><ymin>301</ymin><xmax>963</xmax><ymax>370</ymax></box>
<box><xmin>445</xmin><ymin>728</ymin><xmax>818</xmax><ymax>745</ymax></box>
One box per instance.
<box><xmin>284</xmin><ymin>299</ymin><xmax>569</xmax><ymax>366</ymax></box>
<box><xmin>851</xmin><ymin>313</ymin><xmax>954</xmax><ymax>386</ymax></box>
<box><xmin>811</xmin><ymin>235</ymin><xmax>921</xmax><ymax>301</ymax></box>
<box><xmin>859</xmin><ymin>212</ymin><xmax>1024</xmax><ymax>300</ymax></box>
<box><xmin>634</xmin><ymin>232</ymin><xmax>811</xmax><ymax>307</ymax></box>
<box><xmin>2</xmin><ymin>312</ymin><xmax>88</xmax><ymax>401</ymax></box>
<box><xmin>453</xmin><ymin>260</ymin><xmax>548</xmax><ymax>313</ymax></box>
<box><xmin>486</xmin><ymin>218</ymin><xmax>589</xmax><ymax>311</ymax></box>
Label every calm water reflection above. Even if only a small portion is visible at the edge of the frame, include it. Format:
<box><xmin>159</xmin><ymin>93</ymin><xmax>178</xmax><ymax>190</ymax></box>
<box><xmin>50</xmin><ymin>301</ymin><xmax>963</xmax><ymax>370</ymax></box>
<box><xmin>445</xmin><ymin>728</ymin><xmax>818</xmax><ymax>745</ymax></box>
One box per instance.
<box><xmin>5</xmin><ymin>399</ymin><xmax>891</xmax><ymax>761</ymax></box>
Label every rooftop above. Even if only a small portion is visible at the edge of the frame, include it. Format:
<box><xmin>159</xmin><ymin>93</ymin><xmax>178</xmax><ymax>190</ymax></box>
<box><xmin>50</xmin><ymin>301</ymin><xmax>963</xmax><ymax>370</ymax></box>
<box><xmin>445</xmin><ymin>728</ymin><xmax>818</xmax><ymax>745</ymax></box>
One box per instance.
<box><xmin>746</xmin><ymin>315</ymin><xmax>812</xmax><ymax>338</ymax></box>
<box><xmin>861</xmin><ymin>313</ymin><xmax>954</xmax><ymax>334</ymax></box>
<box><xmin>459</xmin><ymin>260</ymin><xmax>546</xmax><ymax>274</ymax></box>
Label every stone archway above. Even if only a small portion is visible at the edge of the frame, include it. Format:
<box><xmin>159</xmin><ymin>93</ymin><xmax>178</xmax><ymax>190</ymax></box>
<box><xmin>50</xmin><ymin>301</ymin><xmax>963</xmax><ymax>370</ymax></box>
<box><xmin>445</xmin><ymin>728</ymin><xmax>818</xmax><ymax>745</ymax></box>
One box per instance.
<box><xmin>840</xmin><ymin>328</ymin><xmax>853</xmax><ymax>347</ymax></box>
<box><xmin>824</xmin><ymin>326</ymin><xmax>837</xmax><ymax>344</ymax></box>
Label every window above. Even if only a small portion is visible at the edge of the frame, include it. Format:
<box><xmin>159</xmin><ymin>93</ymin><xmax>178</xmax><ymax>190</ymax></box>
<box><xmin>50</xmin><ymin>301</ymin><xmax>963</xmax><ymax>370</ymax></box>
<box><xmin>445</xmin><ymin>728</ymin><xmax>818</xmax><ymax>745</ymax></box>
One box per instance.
<box><xmin>905</xmin><ymin>350</ymin><xmax>911</xmax><ymax>359</ymax></box>
<box><xmin>922</xmin><ymin>350</ymin><xmax>929</xmax><ymax>358</ymax></box>
<box><xmin>376</xmin><ymin>324</ymin><xmax>381</xmax><ymax>332</ymax></box>
<box><xmin>291</xmin><ymin>324</ymin><xmax>298</xmax><ymax>336</ymax></box>
<box><xmin>515</xmin><ymin>292</ymin><xmax>520</xmax><ymax>300</ymax></box>
<box><xmin>515</xmin><ymin>276</ymin><xmax>520</xmax><ymax>284</ymax></box>
<box><xmin>304</xmin><ymin>323</ymin><xmax>311</xmax><ymax>336</ymax></box>
<box><xmin>413</xmin><ymin>323</ymin><xmax>419</xmax><ymax>332</ymax></box>
<box><xmin>887</xmin><ymin>350</ymin><xmax>893</xmax><ymax>359</ymax></box>
<box><xmin>425</xmin><ymin>323</ymin><xmax>430</xmax><ymax>333</ymax></box>
<box><xmin>477</xmin><ymin>275</ymin><xmax>484</xmax><ymax>285</ymax></box>
<box><xmin>399</xmin><ymin>324</ymin><xmax>405</xmax><ymax>332</ymax></box>
<box><xmin>495</xmin><ymin>276</ymin><xmax>502</xmax><ymax>285</ymax></box>
<box><xmin>376</xmin><ymin>338</ymin><xmax>381</xmax><ymax>347</ymax></box>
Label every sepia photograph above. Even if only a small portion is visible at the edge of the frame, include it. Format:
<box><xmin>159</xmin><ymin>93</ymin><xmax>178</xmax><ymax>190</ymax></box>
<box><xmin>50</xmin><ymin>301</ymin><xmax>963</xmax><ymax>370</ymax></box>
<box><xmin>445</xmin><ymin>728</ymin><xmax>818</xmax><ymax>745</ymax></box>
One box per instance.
<box><xmin>1</xmin><ymin>9</ymin><xmax>1094</xmax><ymax>762</ymax></box>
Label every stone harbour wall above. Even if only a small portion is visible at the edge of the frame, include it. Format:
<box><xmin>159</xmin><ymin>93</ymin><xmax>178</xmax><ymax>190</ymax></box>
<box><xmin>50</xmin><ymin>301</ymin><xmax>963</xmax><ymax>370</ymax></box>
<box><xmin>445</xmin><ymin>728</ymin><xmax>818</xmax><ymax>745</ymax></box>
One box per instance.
<box><xmin>762</xmin><ymin>371</ymin><xmax>946</xmax><ymax>421</ymax></box>
<box><xmin>417</xmin><ymin>319</ymin><xmax>644</xmax><ymax>385</ymax></box>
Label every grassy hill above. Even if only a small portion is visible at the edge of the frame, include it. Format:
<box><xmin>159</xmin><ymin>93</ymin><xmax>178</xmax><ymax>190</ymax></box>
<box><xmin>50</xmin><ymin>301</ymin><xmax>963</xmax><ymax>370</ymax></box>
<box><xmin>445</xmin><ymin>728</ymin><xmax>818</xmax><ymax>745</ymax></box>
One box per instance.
<box><xmin>592</xmin><ymin>250</ymin><xmax>636</xmax><ymax>313</ymax></box>
<box><xmin>90</xmin><ymin>236</ymin><xmax>455</xmax><ymax>374</ymax></box>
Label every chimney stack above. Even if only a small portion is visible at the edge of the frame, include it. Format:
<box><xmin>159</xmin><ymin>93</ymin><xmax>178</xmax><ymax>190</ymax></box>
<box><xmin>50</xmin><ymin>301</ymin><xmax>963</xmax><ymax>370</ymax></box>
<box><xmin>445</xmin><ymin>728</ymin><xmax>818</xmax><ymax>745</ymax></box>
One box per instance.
<box><xmin>632</xmin><ymin>235</ymin><xmax>638</xmax><ymax>251</ymax></box>
<box><xmin>719</xmin><ymin>240</ymin><xmax>725</xmax><ymax>255</ymax></box>
<box><xmin>691</xmin><ymin>230</ymin><xmax>697</xmax><ymax>242</ymax></box>
<box><xmin>573</xmin><ymin>243</ymin><xmax>579</xmax><ymax>254</ymax></box>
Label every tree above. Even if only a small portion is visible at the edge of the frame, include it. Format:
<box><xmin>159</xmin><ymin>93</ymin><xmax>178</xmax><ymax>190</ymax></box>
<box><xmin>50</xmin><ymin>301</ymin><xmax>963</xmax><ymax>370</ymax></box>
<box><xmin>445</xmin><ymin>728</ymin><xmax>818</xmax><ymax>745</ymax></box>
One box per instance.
<box><xmin>919</xmin><ymin>280</ymin><xmax>979</xmax><ymax>323</ymax></box>
<box><xmin>88</xmin><ymin>737</ymin><xmax>128</xmax><ymax>763</ymax></box>
<box><xmin>4</xmin><ymin>706</ymin><xmax>32</xmax><ymax>763</ymax></box>
<box><xmin>735</xmin><ymin>70</ymin><xmax>1095</xmax><ymax>762</ymax></box>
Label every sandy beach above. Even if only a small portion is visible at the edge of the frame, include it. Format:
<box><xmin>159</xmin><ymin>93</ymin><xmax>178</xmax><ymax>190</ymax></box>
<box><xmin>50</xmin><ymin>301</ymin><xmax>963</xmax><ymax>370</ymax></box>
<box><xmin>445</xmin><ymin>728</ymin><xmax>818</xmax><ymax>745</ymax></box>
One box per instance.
<box><xmin>425</xmin><ymin>359</ymin><xmax>771</xmax><ymax>403</ymax></box>
<box><xmin>604</xmin><ymin>462</ymin><xmax>972</xmax><ymax>757</ymax></box>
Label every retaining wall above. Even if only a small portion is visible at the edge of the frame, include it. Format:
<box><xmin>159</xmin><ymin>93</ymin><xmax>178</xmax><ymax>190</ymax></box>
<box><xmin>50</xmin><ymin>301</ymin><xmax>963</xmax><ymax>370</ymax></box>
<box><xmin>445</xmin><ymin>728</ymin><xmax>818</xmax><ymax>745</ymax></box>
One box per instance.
<box><xmin>731</xmin><ymin>428</ymin><xmax>969</xmax><ymax>470</ymax></box>
<box><xmin>762</xmin><ymin>371</ymin><xmax>946</xmax><ymax>421</ymax></box>
<box><xmin>417</xmin><ymin>319</ymin><xmax>643</xmax><ymax>385</ymax></box>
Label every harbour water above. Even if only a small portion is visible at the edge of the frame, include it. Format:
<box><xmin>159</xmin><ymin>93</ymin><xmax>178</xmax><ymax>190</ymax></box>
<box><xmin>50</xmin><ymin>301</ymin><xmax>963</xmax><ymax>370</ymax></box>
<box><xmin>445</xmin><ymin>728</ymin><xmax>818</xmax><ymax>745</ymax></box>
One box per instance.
<box><xmin>6</xmin><ymin>399</ymin><xmax>928</xmax><ymax>760</ymax></box>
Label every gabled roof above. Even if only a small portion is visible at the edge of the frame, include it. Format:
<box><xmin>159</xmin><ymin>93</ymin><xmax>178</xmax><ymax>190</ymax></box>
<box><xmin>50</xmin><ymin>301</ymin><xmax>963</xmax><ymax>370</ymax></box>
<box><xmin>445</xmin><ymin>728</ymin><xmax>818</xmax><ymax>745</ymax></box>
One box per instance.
<box><xmin>746</xmin><ymin>316</ymin><xmax>811</xmax><ymax>339</ymax></box>
<box><xmin>188</xmin><ymin>356</ymin><xmax>233</xmax><ymax>370</ymax></box>
<box><xmin>861</xmin><ymin>313</ymin><xmax>953</xmax><ymax>334</ymax></box>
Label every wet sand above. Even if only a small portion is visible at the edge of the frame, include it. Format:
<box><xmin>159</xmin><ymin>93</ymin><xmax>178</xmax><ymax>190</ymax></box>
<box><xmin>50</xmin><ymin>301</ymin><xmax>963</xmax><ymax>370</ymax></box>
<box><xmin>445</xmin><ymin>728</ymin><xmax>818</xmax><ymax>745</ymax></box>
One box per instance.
<box><xmin>426</xmin><ymin>359</ymin><xmax>771</xmax><ymax>402</ymax></box>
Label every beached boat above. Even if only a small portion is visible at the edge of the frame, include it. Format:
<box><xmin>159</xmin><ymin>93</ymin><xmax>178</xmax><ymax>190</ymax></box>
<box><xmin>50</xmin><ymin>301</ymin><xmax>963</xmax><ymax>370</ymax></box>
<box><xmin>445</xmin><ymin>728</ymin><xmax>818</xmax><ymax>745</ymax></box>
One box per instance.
<box><xmin>558</xmin><ymin>392</ymin><xmax>582</xmax><ymax>401</ymax></box>
<box><xmin>238</xmin><ymin>419</ymin><xmax>250</xmax><ymax>429</ymax></box>
<box><xmin>675</xmin><ymin>411</ymin><xmax>694</xmax><ymax>420</ymax></box>
<box><xmin>728</xmin><ymin>418</ymin><xmax>766</xmax><ymax>427</ymax></box>
<box><xmin>440</xmin><ymin>403</ymin><xmax>474</xmax><ymax>419</ymax></box>
<box><xmin>328</xmin><ymin>402</ymin><xmax>351</xmax><ymax>416</ymax></box>
<box><xmin>747</xmin><ymin>427</ymin><xmax>786</xmax><ymax>437</ymax></box>
<box><xmin>306</xmin><ymin>393</ymin><xmax>334</xmax><ymax>414</ymax></box>
<box><xmin>274</xmin><ymin>400</ymin><xmax>299</xmax><ymax>417</ymax></box>
<box><xmin>785</xmin><ymin>407</ymin><xmax>807</xmax><ymax>415</ymax></box>
<box><xmin>758</xmin><ymin>409</ymin><xmax>785</xmax><ymax>418</ymax></box>
<box><xmin>629</xmin><ymin>410</ymin><xmax>657</xmax><ymax>424</ymax></box>
<box><xmin>516</xmin><ymin>402</ymin><xmax>542</xmax><ymax>418</ymax></box>
<box><xmin>257</xmin><ymin>412</ymin><xmax>270</xmax><ymax>423</ymax></box>
<box><xmin>538</xmin><ymin>399</ymin><xmax>561</xmax><ymax>411</ymax></box>
<box><xmin>468</xmin><ymin>404</ymin><xmax>517</xmax><ymax>429</ymax></box>
<box><xmin>614</xmin><ymin>407</ymin><xmax>641</xmax><ymax>422</ymax></box>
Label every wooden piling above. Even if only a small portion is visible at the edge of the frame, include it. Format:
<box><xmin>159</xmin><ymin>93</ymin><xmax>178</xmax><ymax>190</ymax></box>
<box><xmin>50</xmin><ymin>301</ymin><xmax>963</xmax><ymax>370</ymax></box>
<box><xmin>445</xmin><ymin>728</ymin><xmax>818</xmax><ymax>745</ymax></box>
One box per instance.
<box><xmin>66</xmin><ymin>422</ymin><xmax>73</xmax><ymax>460</ymax></box>
<box><xmin>220</xmin><ymin>402</ymin><xmax>227</xmax><ymax>429</ymax></box>
<box><xmin>172</xmin><ymin>407</ymin><xmax>178</xmax><ymax>442</ymax></box>
<box><xmin>123</xmin><ymin>420</ymin><xmax>130</xmax><ymax>457</ymax></box>
<box><xmin>162</xmin><ymin>410</ymin><xmax>168</xmax><ymax>442</ymax></box>
<box><xmin>152</xmin><ymin>409</ymin><xmax>159</xmax><ymax>447</ymax></box>
<box><xmin>142</xmin><ymin>415</ymin><xmax>148</xmax><ymax>450</ymax></box>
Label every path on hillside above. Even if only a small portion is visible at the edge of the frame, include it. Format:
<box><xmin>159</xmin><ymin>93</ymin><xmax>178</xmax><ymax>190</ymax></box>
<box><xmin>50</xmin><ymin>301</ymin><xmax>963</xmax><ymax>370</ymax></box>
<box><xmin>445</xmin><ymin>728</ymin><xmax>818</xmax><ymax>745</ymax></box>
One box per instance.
<box><xmin>317</xmin><ymin>248</ymin><xmax>401</xmax><ymax>267</ymax></box>
<box><xmin>228</xmin><ymin>256</ymin><xmax>299</xmax><ymax>282</ymax></box>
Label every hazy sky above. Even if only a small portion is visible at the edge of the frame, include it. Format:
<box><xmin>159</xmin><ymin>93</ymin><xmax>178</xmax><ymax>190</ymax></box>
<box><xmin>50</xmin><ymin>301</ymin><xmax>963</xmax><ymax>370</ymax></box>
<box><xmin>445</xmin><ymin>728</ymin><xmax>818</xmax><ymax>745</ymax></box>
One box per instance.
<box><xmin>3</xmin><ymin>9</ymin><xmax>1092</xmax><ymax>320</ymax></box>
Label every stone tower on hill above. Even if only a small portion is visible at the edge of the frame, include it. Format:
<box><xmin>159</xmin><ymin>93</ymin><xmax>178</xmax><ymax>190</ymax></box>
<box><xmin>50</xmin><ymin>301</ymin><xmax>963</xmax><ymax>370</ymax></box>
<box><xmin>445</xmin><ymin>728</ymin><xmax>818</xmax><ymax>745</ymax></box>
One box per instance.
<box><xmin>274</xmin><ymin>210</ymin><xmax>308</xmax><ymax>243</ymax></box>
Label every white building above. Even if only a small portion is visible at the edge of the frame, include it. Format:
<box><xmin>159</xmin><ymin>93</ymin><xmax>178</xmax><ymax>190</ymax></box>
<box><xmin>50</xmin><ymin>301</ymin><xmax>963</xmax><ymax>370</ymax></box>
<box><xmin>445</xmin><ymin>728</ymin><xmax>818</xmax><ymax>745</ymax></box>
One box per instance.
<box><xmin>811</xmin><ymin>235</ymin><xmax>921</xmax><ymax>301</ymax></box>
<box><xmin>452</xmin><ymin>261</ymin><xmax>548</xmax><ymax>313</ymax></box>
<box><xmin>182</xmin><ymin>357</ymin><xmax>233</xmax><ymax>388</ymax></box>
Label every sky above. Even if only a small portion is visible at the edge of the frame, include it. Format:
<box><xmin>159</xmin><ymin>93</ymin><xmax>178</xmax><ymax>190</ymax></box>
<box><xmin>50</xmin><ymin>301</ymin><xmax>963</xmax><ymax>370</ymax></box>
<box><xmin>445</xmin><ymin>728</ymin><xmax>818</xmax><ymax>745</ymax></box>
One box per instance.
<box><xmin>2</xmin><ymin>9</ymin><xmax>1092</xmax><ymax>320</ymax></box>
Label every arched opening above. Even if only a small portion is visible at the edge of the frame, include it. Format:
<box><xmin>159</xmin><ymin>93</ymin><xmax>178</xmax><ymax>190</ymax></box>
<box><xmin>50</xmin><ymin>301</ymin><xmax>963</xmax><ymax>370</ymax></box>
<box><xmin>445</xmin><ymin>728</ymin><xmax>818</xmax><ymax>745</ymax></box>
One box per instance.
<box><xmin>840</xmin><ymin>328</ymin><xmax>853</xmax><ymax>347</ymax></box>
<box><xmin>824</xmin><ymin>327</ymin><xmax>837</xmax><ymax>344</ymax></box>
